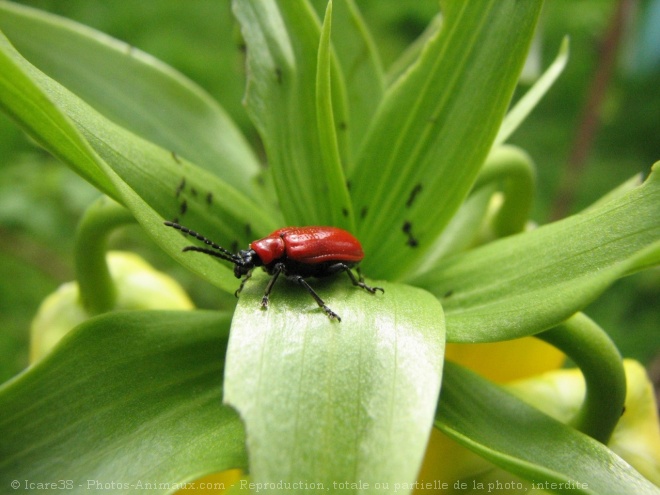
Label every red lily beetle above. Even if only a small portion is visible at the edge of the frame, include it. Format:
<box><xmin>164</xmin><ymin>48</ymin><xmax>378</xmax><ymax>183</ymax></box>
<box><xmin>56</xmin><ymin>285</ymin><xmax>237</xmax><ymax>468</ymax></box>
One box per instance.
<box><xmin>164</xmin><ymin>222</ymin><xmax>383</xmax><ymax>321</ymax></box>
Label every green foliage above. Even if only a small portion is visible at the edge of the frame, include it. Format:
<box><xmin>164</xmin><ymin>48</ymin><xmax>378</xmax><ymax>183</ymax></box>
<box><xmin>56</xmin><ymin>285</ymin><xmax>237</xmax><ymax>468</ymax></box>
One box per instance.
<box><xmin>438</xmin><ymin>362</ymin><xmax>658</xmax><ymax>495</ymax></box>
<box><xmin>0</xmin><ymin>1</ymin><xmax>658</xmax><ymax>494</ymax></box>
<box><xmin>0</xmin><ymin>311</ymin><xmax>246</xmax><ymax>488</ymax></box>
<box><xmin>411</xmin><ymin>166</ymin><xmax>660</xmax><ymax>342</ymax></box>
<box><xmin>225</xmin><ymin>276</ymin><xmax>444</xmax><ymax>489</ymax></box>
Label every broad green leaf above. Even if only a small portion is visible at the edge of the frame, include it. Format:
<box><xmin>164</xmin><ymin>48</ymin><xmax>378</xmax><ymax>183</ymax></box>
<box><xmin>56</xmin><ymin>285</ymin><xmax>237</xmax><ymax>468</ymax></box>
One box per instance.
<box><xmin>411</xmin><ymin>164</ymin><xmax>660</xmax><ymax>342</ymax></box>
<box><xmin>495</xmin><ymin>36</ymin><xmax>570</xmax><ymax>147</ymax></box>
<box><xmin>0</xmin><ymin>1</ymin><xmax>260</xmax><ymax>196</ymax></box>
<box><xmin>436</xmin><ymin>362</ymin><xmax>660</xmax><ymax>495</ymax></box>
<box><xmin>232</xmin><ymin>0</ymin><xmax>351</xmax><ymax>227</ymax></box>
<box><xmin>0</xmin><ymin>311</ymin><xmax>246</xmax><ymax>493</ymax></box>
<box><xmin>582</xmin><ymin>173</ymin><xmax>643</xmax><ymax>212</ymax></box>
<box><xmin>0</xmin><ymin>29</ymin><xmax>279</xmax><ymax>294</ymax></box>
<box><xmin>224</xmin><ymin>275</ymin><xmax>445</xmax><ymax>494</ymax></box>
<box><xmin>350</xmin><ymin>1</ymin><xmax>543</xmax><ymax>279</ymax></box>
<box><xmin>328</xmin><ymin>0</ymin><xmax>385</xmax><ymax>160</ymax></box>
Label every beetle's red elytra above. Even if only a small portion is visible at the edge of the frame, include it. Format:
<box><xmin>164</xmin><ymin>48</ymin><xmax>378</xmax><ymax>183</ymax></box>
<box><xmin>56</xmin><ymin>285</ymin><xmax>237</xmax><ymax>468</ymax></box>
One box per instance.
<box><xmin>164</xmin><ymin>222</ymin><xmax>383</xmax><ymax>321</ymax></box>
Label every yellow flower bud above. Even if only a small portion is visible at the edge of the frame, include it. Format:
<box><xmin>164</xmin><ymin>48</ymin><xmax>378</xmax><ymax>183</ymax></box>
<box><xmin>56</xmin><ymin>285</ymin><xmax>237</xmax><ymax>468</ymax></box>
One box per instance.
<box><xmin>30</xmin><ymin>251</ymin><xmax>193</xmax><ymax>362</ymax></box>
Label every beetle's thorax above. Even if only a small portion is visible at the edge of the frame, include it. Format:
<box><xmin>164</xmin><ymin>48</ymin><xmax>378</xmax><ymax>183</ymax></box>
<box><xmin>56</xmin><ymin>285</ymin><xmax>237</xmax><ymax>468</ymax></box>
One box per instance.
<box><xmin>250</xmin><ymin>235</ymin><xmax>286</xmax><ymax>265</ymax></box>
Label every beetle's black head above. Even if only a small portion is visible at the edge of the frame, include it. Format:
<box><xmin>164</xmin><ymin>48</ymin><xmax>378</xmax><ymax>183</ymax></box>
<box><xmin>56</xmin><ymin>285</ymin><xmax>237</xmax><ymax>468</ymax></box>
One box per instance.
<box><xmin>164</xmin><ymin>222</ymin><xmax>266</xmax><ymax>278</ymax></box>
<box><xmin>233</xmin><ymin>249</ymin><xmax>261</xmax><ymax>278</ymax></box>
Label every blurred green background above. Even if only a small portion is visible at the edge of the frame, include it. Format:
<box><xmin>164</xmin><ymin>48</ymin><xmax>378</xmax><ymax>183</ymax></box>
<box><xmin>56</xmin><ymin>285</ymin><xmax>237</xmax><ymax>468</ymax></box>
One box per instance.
<box><xmin>0</xmin><ymin>1</ymin><xmax>658</xmax><ymax>384</ymax></box>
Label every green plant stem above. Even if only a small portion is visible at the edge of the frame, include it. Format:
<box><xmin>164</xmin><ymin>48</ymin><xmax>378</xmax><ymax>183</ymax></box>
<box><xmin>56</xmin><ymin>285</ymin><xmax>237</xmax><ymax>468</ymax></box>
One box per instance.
<box><xmin>473</xmin><ymin>145</ymin><xmax>535</xmax><ymax>237</ymax></box>
<box><xmin>75</xmin><ymin>196</ymin><xmax>135</xmax><ymax>315</ymax></box>
<box><xmin>538</xmin><ymin>312</ymin><xmax>626</xmax><ymax>444</ymax></box>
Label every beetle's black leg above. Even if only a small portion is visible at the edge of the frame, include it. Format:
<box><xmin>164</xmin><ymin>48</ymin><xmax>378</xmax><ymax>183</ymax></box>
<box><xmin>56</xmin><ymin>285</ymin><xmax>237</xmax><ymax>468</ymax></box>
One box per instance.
<box><xmin>261</xmin><ymin>263</ymin><xmax>284</xmax><ymax>308</ymax></box>
<box><xmin>290</xmin><ymin>276</ymin><xmax>341</xmax><ymax>321</ymax></box>
<box><xmin>234</xmin><ymin>269</ymin><xmax>253</xmax><ymax>298</ymax></box>
<box><xmin>329</xmin><ymin>264</ymin><xmax>384</xmax><ymax>294</ymax></box>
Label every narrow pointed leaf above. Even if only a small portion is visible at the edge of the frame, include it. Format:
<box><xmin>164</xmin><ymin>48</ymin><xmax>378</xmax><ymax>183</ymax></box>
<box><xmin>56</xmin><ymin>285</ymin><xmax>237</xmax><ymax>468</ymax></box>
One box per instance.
<box><xmin>316</xmin><ymin>0</ymin><xmax>354</xmax><ymax>228</ymax></box>
<box><xmin>495</xmin><ymin>36</ymin><xmax>570</xmax><ymax>146</ymax></box>
<box><xmin>437</xmin><ymin>362</ymin><xmax>660</xmax><ymax>495</ymax></box>
<box><xmin>233</xmin><ymin>0</ymin><xmax>350</xmax><ymax>226</ymax></box>
<box><xmin>329</xmin><ymin>0</ymin><xmax>385</xmax><ymax>159</ymax></box>
<box><xmin>351</xmin><ymin>1</ymin><xmax>543</xmax><ymax>279</ymax></box>
<box><xmin>224</xmin><ymin>276</ymin><xmax>445</xmax><ymax>494</ymax></box>
<box><xmin>412</xmin><ymin>164</ymin><xmax>660</xmax><ymax>342</ymax></box>
<box><xmin>0</xmin><ymin>1</ymin><xmax>260</xmax><ymax>196</ymax></box>
<box><xmin>0</xmin><ymin>311</ymin><xmax>246</xmax><ymax>493</ymax></box>
<box><xmin>386</xmin><ymin>13</ymin><xmax>443</xmax><ymax>88</ymax></box>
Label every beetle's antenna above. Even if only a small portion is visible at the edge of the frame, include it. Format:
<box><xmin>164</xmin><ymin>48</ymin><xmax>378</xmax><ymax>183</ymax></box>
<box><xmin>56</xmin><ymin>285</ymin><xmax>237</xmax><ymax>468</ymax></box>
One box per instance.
<box><xmin>164</xmin><ymin>221</ymin><xmax>241</xmax><ymax>264</ymax></box>
<box><xmin>181</xmin><ymin>245</ymin><xmax>239</xmax><ymax>263</ymax></box>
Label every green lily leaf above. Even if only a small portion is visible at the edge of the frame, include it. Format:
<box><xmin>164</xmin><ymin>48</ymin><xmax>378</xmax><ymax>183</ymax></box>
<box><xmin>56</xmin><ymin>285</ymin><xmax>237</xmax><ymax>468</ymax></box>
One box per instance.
<box><xmin>233</xmin><ymin>0</ymin><xmax>351</xmax><ymax>228</ymax></box>
<box><xmin>411</xmin><ymin>164</ymin><xmax>660</xmax><ymax>342</ymax></box>
<box><xmin>582</xmin><ymin>173</ymin><xmax>644</xmax><ymax>212</ymax></box>
<box><xmin>409</xmin><ymin>184</ymin><xmax>496</xmax><ymax>277</ymax></box>
<box><xmin>0</xmin><ymin>1</ymin><xmax>260</xmax><ymax>196</ymax></box>
<box><xmin>224</xmin><ymin>275</ymin><xmax>445</xmax><ymax>493</ymax></box>
<box><xmin>411</xmin><ymin>144</ymin><xmax>535</xmax><ymax>277</ymax></box>
<box><xmin>1</xmin><ymin>1</ymin><xmax>658</xmax><ymax>492</ymax></box>
<box><xmin>436</xmin><ymin>362</ymin><xmax>660</xmax><ymax>495</ymax></box>
<box><xmin>315</xmin><ymin>0</ymin><xmax>355</xmax><ymax>229</ymax></box>
<box><xmin>351</xmin><ymin>0</ymin><xmax>543</xmax><ymax>279</ymax></box>
<box><xmin>0</xmin><ymin>27</ymin><xmax>279</xmax><ymax>293</ymax></box>
<box><xmin>0</xmin><ymin>310</ymin><xmax>246</xmax><ymax>493</ymax></box>
<box><xmin>385</xmin><ymin>13</ymin><xmax>443</xmax><ymax>87</ymax></box>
